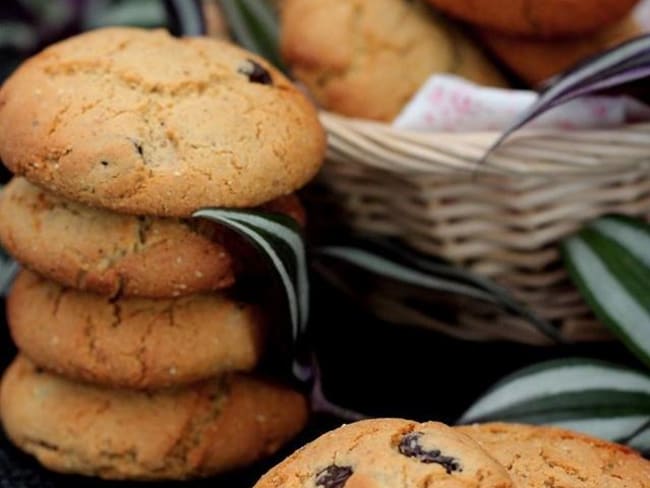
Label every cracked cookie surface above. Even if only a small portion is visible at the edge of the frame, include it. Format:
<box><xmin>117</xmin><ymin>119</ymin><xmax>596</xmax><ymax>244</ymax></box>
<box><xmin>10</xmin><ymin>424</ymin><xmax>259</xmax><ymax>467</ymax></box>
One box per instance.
<box><xmin>8</xmin><ymin>270</ymin><xmax>266</xmax><ymax>389</ymax></box>
<box><xmin>0</xmin><ymin>27</ymin><xmax>325</xmax><ymax>216</ymax></box>
<box><xmin>0</xmin><ymin>178</ymin><xmax>305</xmax><ymax>298</ymax></box>
<box><xmin>281</xmin><ymin>0</ymin><xmax>506</xmax><ymax>121</ymax></box>
<box><xmin>254</xmin><ymin>418</ymin><xmax>515</xmax><ymax>487</ymax></box>
<box><xmin>424</xmin><ymin>0</ymin><xmax>639</xmax><ymax>38</ymax></box>
<box><xmin>0</xmin><ymin>355</ymin><xmax>308</xmax><ymax>480</ymax></box>
<box><xmin>457</xmin><ymin>422</ymin><xmax>650</xmax><ymax>488</ymax></box>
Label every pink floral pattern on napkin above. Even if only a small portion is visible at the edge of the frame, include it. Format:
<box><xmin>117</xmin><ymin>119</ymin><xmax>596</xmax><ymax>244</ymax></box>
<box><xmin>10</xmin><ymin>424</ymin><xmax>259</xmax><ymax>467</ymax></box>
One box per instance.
<box><xmin>393</xmin><ymin>75</ymin><xmax>650</xmax><ymax>132</ymax></box>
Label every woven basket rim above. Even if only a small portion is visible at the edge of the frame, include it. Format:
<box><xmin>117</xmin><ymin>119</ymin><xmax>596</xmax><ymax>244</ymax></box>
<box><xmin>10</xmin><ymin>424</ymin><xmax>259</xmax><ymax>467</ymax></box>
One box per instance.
<box><xmin>320</xmin><ymin>111</ymin><xmax>650</xmax><ymax>177</ymax></box>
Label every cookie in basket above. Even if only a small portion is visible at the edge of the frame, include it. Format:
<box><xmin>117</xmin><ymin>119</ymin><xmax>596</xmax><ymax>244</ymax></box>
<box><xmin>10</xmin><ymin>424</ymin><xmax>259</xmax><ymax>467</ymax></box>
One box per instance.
<box><xmin>0</xmin><ymin>27</ymin><xmax>325</xmax><ymax>216</ymax></box>
<box><xmin>457</xmin><ymin>422</ymin><xmax>650</xmax><ymax>487</ymax></box>
<box><xmin>7</xmin><ymin>270</ymin><xmax>266</xmax><ymax>389</ymax></box>
<box><xmin>281</xmin><ymin>0</ymin><xmax>507</xmax><ymax>121</ymax></box>
<box><xmin>479</xmin><ymin>16</ymin><xmax>643</xmax><ymax>85</ymax></box>
<box><xmin>424</xmin><ymin>0</ymin><xmax>639</xmax><ymax>38</ymax></box>
<box><xmin>254</xmin><ymin>418</ymin><xmax>515</xmax><ymax>487</ymax></box>
<box><xmin>0</xmin><ymin>355</ymin><xmax>308</xmax><ymax>480</ymax></box>
<box><xmin>0</xmin><ymin>178</ymin><xmax>304</xmax><ymax>298</ymax></box>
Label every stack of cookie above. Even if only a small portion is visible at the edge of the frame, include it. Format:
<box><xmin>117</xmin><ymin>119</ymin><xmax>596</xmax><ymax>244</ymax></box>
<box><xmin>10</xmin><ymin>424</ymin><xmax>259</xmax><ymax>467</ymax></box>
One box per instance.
<box><xmin>0</xmin><ymin>27</ymin><xmax>325</xmax><ymax>480</ymax></box>
<box><xmin>254</xmin><ymin>419</ymin><xmax>650</xmax><ymax>487</ymax></box>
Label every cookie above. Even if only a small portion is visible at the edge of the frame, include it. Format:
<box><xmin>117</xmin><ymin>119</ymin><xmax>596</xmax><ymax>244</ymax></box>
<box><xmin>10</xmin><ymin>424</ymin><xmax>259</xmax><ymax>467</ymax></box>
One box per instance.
<box><xmin>7</xmin><ymin>270</ymin><xmax>266</xmax><ymax>389</ymax></box>
<box><xmin>0</xmin><ymin>27</ymin><xmax>325</xmax><ymax>216</ymax></box>
<box><xmin>281</xmin><ymin>0</ymin><xmax>507</xmax><ymax>121</ymax></box>
<box><xmin>0</xmin><ymin>355</ymin><xmax>308</xmax><ymax>480</ymax></box>
<box><xmin>0</xmin><ymin>177</ymin><xmax>305</xmax><ymax>298</ymax></box>
<box><xmin>254</xmin><ymin>418</ymin><xmax>515</xmax><ymax>487</ymax></box>
<box><xmin>480</xmin><ymin>16</ymin><xmax>643</xmax><ymax>85</ymax></box>
<box><xmin>457</xmin><ymin>422</ymin><xmax>650</xmax><ymax>487</ymax></box>
<box><xmin>425</xmin><ymin>0</ymin><xmax>640</xmax><ymax>38</ymax></box>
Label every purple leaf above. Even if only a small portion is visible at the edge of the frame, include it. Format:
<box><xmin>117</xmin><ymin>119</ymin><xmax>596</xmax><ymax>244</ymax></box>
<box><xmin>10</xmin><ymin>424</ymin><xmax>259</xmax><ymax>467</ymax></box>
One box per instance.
<box><xmin>482</xmin><ymin>34</ymin><xmax>650</xmax><ymax>162</ymax></box>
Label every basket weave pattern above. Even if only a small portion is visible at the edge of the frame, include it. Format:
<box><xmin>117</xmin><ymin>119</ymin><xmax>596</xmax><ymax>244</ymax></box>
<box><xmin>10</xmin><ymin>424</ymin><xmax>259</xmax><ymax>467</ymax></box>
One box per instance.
<box><xmin>320</xmin><ymin>113</ymin><xmax>650</xmax><ymax>344</ymax></box>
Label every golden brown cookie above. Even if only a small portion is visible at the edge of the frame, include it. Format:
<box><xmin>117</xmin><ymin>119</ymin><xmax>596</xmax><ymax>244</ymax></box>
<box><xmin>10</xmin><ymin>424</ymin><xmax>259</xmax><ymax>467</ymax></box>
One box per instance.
<box><xmin>0</xmin><ymin>27</ymin><xmax>325</xmax><ymax>216</ymax></box>
<box><xmin>254</xmin><ymin>418</ymin><xmax>515</xmax><ymax>487</ymax></box>
<box><xmin>0</xmin><ymin>178</ymin><xmax>304</xmax><ymax>298</ymax></box>
<box><xmin>480</xmin><ymin>16</ymin><xmax>643</xmax><ymax>85</ymax></box>
<box><xmin>7</xmin><ymin>270</ymin><xmax>266</xmax><ymax>389</ymax></box>
<box><xmin>281</xmin><ymin>0</ymin><xmax>507</xmax><ymax>121</ymax></box>
<box><xmin>0</xmin><ymin>355</ymin><xmax>308</xmax><ymax>480</ymax></box>
<box><xmin>425</xmin><ymin>0</ymin><xmax>640</xmax><ymax>39</ymax></box>
<box><xmin>457</xmin><ymin>422</ymin><xmax>650</xmax><ymax>487</ymax></box>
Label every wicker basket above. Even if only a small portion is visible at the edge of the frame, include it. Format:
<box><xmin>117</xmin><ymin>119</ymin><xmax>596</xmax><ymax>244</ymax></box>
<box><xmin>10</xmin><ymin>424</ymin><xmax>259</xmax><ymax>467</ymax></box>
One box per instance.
<box><xmin>202</xmin><ymin>0</ymin><xmax>650</xmax><ymax>345</ymax></box>
<box><xmin>318</xmin><ymin>112</ymin><xmax>650</xmax><ymax>345</ymax></box>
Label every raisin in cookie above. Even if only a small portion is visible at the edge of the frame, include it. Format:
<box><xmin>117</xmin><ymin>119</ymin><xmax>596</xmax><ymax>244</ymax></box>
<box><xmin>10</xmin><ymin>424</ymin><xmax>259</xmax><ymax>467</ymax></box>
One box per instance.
<box><xmin>457</xmin><ymin>422</ymin><xmax>650</xmax><ymax>487</ymax></box>
<box><xmin>254</xmin><ymin>418</ymin><xmax>515</xmax><ymax>487</ymax></box>
<box><xmin>425</xmin><ymin>0</ymin><xmax>639</xmax><ymax>38</ymax></box>
<box><xmin>8</xmin><ymin>270</ymin><xmax>266</xmax><ymax>389</ymax></box>
<box><xmin>0</xmin><ymin>178</ymin><xmax>304</xmax><ymax>298</ymax></box>
<box><xmin>0</xmin><ymin>355</ymin><xmax>308</xmax><ymax>480</ymax></box>
<box><xmin>0</xmin><ymin>27</ymin><xmax>325</xmax><ymax>216</ymax></box>
<box><xmin>281</xmin><ymin>0</ymin><xmax>506</xmax><ymax>121</ymax></box>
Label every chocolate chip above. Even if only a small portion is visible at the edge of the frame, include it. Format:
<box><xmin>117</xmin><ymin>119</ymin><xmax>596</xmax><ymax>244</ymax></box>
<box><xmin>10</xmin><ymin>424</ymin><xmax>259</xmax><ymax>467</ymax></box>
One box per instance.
<box><xmin>133</xmin><ymin>141</ymin><xmax>144</xmax><ymax>156</ymax></box>
<box><xmin>398</xmin><ymin>432</ymin><xmax>462</xmax><ymax>474</ymax></box>
<box><xmin>238</xmin><ymin>59</ymin><xmax>273</xmax><ymax>85</ymax></box>
<box><xmin>315</xmin><ymin>465</ymin><xmax>353</xmax><ymax>488</ymax></box>
<box><xmin>100</xmin><ymin>160</ymin><xmax>109</xmax><ymax>166</ymax></box>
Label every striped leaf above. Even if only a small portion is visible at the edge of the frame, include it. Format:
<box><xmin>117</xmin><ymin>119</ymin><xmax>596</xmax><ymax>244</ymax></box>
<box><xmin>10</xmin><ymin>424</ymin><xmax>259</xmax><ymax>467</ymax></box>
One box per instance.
<box><xmin>164</xmin><ymin>0</ymin><xmax>206</xmax><ymax>36</ymax></box>
<box><xmin>0</xmin><ymin>185</ymin><xmax>17</xmax><ymax>297</ymax></box>
<box><xmin>561</xmin><ymin>215</ymin><xmax>650</xmax><ymax>368</ymax></box>
<box><xmin>484</xmin><ymin>34</ymin><xmax>650</xmax><ymax>160</ymax></box>
<box><xmin>0</xmin><ymin>250</ymin><xmax>18</xmax><ymax>298</ymax></box>
<box><xmin>218</xmin><ymin>0</ymin><xmax>285</xmax><ymax>70</ymax></box>
<box><xmin>192</xmin><ymin>209</ymin><xmax>366</xmax><ymax>420</ymax></box>
<box><xmin>313</xmin><ymin>239</ymin><xmax>559</xmax><ymax>342</ymax></box>
<box><xmin>459</xmin><ymin>358</ymin><xmax>650</xmax><ymax>451</ymax></box>
<box><xmin>192</xmin><ymin>208</ymin><xmax>310</xmax><ymax>380</ymax></box>
<box><xmin>82</xmin><ymin>0</ymin><xmax>206</xmax><ymax>35</ymax></box>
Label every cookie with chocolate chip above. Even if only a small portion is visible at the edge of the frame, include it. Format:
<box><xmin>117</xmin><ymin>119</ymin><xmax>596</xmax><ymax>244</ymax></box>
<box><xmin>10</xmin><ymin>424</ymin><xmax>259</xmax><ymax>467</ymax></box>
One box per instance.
<box><xmin>457</xmin><ymin>422</ymin><xmax>650</xmax><ymax>488</ymax></box>
<box><xmin>0</xmin><ymin>355</ymin><xmax>308</xmax><ymax>480</ymax></box>
<box><xmin>0</xmin><ymin>178</ymin><xmax>305</xmax><ymax>298</ymax></box>
<box><xmin>0</xmin><ymin>27</ymin><xmax>325</xmax><ymax>216</ymax></box>
<box><xmin>254</xmin><ymin>418</ymin><xmax>515</xmax><ymax>487</ymax></box>
<box><xmin>8</xmin><ymin>270</ymin><xmax>266</xmax><ymax>389</ymax></box>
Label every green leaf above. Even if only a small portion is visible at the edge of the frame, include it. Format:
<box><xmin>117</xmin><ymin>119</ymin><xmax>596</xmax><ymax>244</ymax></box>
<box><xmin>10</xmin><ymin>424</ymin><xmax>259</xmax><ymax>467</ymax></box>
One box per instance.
<box><xmin>0</xmin><ymin>184</ymin><xmax>17</xmax><ymax>296</ymax></box>
<box><xmin>164</xmin><ymin>0</ymin><xmax>206</xmax><ymax>35</ymax></box>
<box><xmin>0</xmin><ymin>255</ymin><xmax>18</xmax><ymax>298</ymax></box>
<box><xmin>459</xmin><ymin>358</ymin><xmax>650</xmax><ymax>450</ymax></box>
<box><xmin>82</xmin><ymin>0</ymin><xmax>167</xmax><ymax>30</ymax></box>
<box><xmin>317</xmin><ymin>246</ymin><xmax>499</xmax><ymax>303</ymax></box>
<box><xmin>192</xmin><ymin>208</ymin><xmax>367</xmax><ymax>421</ymax></box>
<box><xmin>218</xmin><ymin>0</ymin><xmax>285</xmax><ymax>70</ymax></box>
<box><xmin>192</xmin><ymin>208</ymin><xmax>309</xmax><ymax>379</ymax></box>
<box><xmin>313</xmin><ymin>239</ymin><xmax>559</xmax><ymax>342</ymax></box>
<box><xmin>562</xmin><ymin>215</ymin><xmax>650</xmax><ymax>368</ymax></box>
